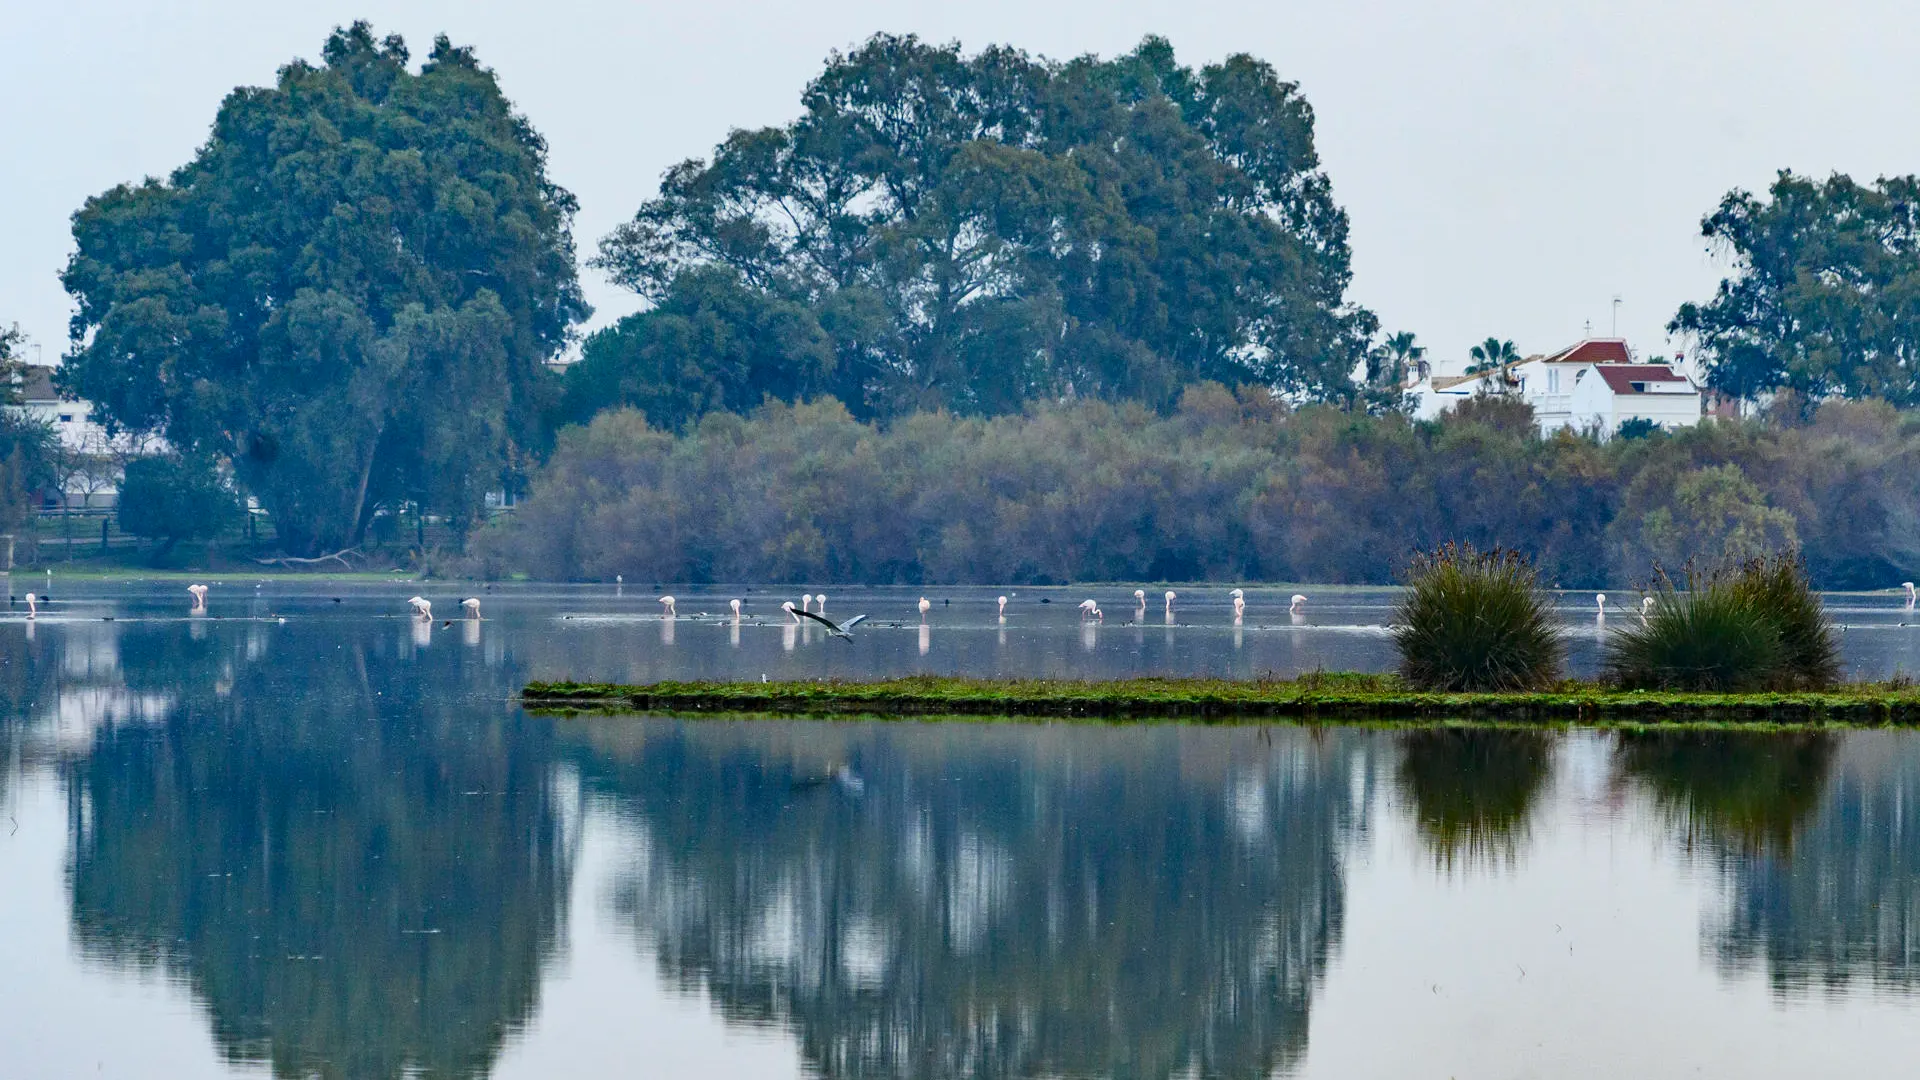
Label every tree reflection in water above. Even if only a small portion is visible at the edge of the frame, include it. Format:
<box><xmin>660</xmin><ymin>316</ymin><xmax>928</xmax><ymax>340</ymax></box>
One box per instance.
<box><xmin>61</xmin><ymin>620</ymin><xmax>574</xmax><ymax>1079</ymax></box>
<box><xmin>1615</xmin><ymin>730</ymin><xmax>1836</xmax><ymax>855</ymax></box>
<box><xmin>567</xmin><ymin>719</ymin><xmax>1375</xmax><ymax>1079</ymax></box>
<box><xmin>1396</xmin><ymin>728</ymin><xmax>1553</xmax><ymax>870</ymax></box>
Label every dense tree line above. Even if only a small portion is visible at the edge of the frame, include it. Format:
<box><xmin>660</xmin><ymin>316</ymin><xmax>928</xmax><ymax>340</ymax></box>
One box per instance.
<box><xmin>566</xmin><ymin>34</ymin><xmax>1391</xmax><ymax>429</ymax></box>
<box><xmin>60</xmin><ymin>24</ymin><xmax>586</xmax><ymax>556</ymax></box>
<box><xmin>479</xmin><ymin>388</ymin><xmax>1920</xmax><ymax>588</ymax></box>
<box><xmin>0</xmin><ymin>321</ymin><xmax>58</xmax><ymax>532</ymax></box>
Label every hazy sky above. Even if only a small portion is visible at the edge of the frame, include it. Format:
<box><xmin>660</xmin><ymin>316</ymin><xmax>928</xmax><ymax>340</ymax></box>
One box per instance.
<box><xmin>7</xmin><ymin>0</ymin><xmax>1920</xmax><ymax>377</ymax></box>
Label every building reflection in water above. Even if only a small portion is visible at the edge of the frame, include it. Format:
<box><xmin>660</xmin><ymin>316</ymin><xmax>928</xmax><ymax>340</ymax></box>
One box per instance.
<box><xmin>566</xmin><ymin>718</ymin><xmax>1376</xmax><ymax>1078</ymax></box>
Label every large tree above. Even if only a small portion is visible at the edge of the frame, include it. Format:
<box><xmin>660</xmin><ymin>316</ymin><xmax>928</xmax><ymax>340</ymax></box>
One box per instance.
<box><xmin>62</xmin><ymin>24</ymin><xmax>587</xmax><ymax>555</ymax></box>
<box><xmin>1672</xmin><ymin>171</ymin><xmax>1920</xmax><ymax>407</ymax></box>
<box><xmin>582</xmin><ymin>34</ymin><xmax>1376</xmax><ymax>426</ymax></box>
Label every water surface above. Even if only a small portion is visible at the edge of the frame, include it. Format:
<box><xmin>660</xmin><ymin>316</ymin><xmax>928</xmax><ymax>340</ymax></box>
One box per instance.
<box><xmin>4</xmin><ymin>581</ymin><xmax>1920</xmax><ymax>1078</ymax></box>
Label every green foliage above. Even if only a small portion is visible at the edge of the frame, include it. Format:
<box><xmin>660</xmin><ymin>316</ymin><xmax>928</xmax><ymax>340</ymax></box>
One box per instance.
<box><xmin>61</xmin><ymin>23</ymin><xmax>586</xmax><ymax>555</ymax></box>
<box><xmin>0</xmin><ymin>409</ymin><xmax>58</xmax><ymax>533</ymax></box>
<box><xmin>1729</xmin><ymin>554</ymin><xmax>1842</xmax><ymax>688</ymax></box>
<box><xmin>1607</xmin><ymin>557</ymin><xmax>1837</xmax><ymax>691</ymax></box>
<box><xmin>117</xmin><ymin>455</ymin><xmax>240</xmax><ymax>553</ymax></box>
<box><xmin>1465</xmin><ymin>337</ymin><xmax>1519</xmax><ymax>374</ymax></box>
<box><xmin>1673</xmin><ymin>171</ymin><xmax>1920</xmax><ymax>406</ymax></box>
<box><xmin>1393</xmin><ymin>544</ymin><xmax>1564</xmax><ymax>691</ymax></box>
<box><xmin>1615</xmin><ymin>417</ymin><xmax>1661</xmax><ymax>440</ymax></box>
<box><xmin>586</xmin><ymin>34</ymin><xmax>1375</xmax><ymax>424</ymax></box>
<box><xmin>489</xmin><ymin>392</ymin><xmax>1920</xmax><ymax>588</ymax></box>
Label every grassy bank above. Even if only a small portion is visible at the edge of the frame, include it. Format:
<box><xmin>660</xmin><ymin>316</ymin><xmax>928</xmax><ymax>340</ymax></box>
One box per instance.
<box><xmin>520</xmin><ymin>673</ymin><xmax>1920</xmax><ymax>725</ymax></box>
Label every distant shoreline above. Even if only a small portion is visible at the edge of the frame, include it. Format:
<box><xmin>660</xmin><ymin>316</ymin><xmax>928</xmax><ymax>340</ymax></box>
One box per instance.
<box><xmin>521</xmin><ymin>675</ymin><xmax>1920</xmax><ymax>726</ymax></box>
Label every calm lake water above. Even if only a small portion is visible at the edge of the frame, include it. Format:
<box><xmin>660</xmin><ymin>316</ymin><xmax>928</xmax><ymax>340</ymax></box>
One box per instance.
<box><xmin>5</xmin><ymin>581</ymin><xmax>1920</xmax><ymax>1078</ymax></box>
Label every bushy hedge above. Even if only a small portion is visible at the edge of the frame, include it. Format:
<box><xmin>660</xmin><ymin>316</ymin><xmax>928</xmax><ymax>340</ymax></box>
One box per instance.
<box><xmin>480</xmin><ymin>389</ymin><xmax>1920</xmax><ymax>586</ymax></box>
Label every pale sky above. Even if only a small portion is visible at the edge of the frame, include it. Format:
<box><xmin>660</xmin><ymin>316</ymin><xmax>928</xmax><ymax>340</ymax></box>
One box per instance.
<box><xmin>7</xmin><ymin>0</ymin><xmax>1920</xmax><ymax>378</ymax></box>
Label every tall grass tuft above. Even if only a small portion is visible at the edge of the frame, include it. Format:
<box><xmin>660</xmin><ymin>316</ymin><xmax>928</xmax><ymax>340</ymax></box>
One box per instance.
<box><xmin>1393</xmin><ymin>544</ymin><xmax>1565</xmax><ymax>691</ymax></box>
<box><xmin>1730</xmin><ymin>554</ymin><xmax>1840</xmax><ymax>688</ymax></box>
<box><xmin>1606</xmin><ymin>555</ymin><xmax>1838</xmax><ymax>691</ymax></box>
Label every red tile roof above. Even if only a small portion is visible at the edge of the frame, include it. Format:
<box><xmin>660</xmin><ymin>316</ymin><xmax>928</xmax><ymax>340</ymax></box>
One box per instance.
<box><xmin>1541</xmin><ymin>339</ymin><xmax>1633</xmax><ymax>366</ymax></box>
<box><xmin>1595</xmin><ymin>364</ymin><xmax>1691</xmax><ymax>395</ymax></box>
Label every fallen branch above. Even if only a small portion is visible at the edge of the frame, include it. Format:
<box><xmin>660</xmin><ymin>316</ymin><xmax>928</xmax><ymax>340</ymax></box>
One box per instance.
<box><xmin>253</xmin><ymin>547</ymin><xmax>362</xmax><ymax>569</ymax></box>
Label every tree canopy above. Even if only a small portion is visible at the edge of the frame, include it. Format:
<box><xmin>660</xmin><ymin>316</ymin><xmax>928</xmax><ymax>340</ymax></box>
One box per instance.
<box><xmin>61</xmin><ymin>23</ymin><xmax>587</xmax><ymax>555</ymax></box>
<box><xmin>575</xmin><ymin>34</ymin><xmax>1378</xmax><ymax>428</ymax></box>
<box><xmin>1672</xmin><ymin>171</ymin><xmax>1920</xmax><ymax>407</ymax></box>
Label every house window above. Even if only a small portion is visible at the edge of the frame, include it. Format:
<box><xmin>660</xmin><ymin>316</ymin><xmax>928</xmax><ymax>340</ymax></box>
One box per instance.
<box><xmin>1547</xmin><ymin>369</ymin><xmax>1560</xmax><ymax>393</ymax></box>
<box><xmin>1629</xmin><ymin>382</ymin><xmax>1646</xmax><ymax>392</ymax></box>
<box><xmin>57</xmin><ymin>414</ymin><xmax>73</xmax><ymax>423</ymax></box>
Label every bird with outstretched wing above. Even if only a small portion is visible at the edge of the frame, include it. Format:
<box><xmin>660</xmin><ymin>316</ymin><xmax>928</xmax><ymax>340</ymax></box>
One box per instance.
<box><xmin>795</xmin><ymin>607</ymin><xmax>867</xmax><ymax>640</ymax></box>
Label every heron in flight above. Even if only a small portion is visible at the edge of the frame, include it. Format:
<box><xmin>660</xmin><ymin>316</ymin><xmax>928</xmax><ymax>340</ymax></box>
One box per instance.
<box><xmin>795</xmin><ymin>607</ymin><xmax>868</xmax><ymax>641</ymax></box>
<box><xmin>407</xmin><ymin>596</ymin><xmax>431</xmax><ymax>619</ymax></box>
<box><xmin>188</xmin><ymin>584</ymin><xmax>208</xmax><ymax>610</ymax></box>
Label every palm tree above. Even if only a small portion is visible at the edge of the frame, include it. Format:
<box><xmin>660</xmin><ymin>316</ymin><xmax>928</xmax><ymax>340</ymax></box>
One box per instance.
<box><xmin>1466</xmin><ymin>337</ymin><xmax>1519</xmax><ymax>374</ymax></box>
<box><xmin>1381</xmin><ymin>331</ymin><xmax>1427</xmax><ymax>384</ymax></box>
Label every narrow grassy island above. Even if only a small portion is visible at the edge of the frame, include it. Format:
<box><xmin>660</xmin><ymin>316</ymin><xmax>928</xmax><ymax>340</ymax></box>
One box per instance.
<box><xmin>520</xmin><ymin>674</ymin><xmax>1920</xmax><ymax>726</ymax></box>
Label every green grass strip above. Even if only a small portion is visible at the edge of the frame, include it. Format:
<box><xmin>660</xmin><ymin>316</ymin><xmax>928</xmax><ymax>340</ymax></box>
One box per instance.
<box><xmin>520</xmin><ymin>673</ymin><xmax>1920</xmax><ymax>725</ymax></box>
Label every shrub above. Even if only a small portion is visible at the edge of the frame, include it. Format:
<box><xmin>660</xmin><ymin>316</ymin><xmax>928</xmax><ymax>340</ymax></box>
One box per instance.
<box><xmin>1605</xmin><ymin>556</ymin><xmax>1836</xmax><ymax>691</ymax></box>
<box><xmin>1393</xmin><ymin>544</ymin><xmax>1565</xmax><ymax>691</ymax></box>
<box><xmin>118</xmin><ymin>455</ymin><xmax>240</xmax><ymax>560</ymax></box>
<box><xmin>1729</xmin><ymin>554</ymin><xmax>1840</xmax><ymax>688</ymax></box>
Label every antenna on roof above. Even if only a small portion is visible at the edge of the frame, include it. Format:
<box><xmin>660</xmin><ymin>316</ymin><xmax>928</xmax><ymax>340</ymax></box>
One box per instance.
<box><xmin>1611</xmin><ymin>295</ymin><xmax>1623</xmax><ymax>337</ymax></box>
<box><xmin>1583</xmin><ymin>320</ymin><xmax>1592</xmax><ymax>338</ymax></box>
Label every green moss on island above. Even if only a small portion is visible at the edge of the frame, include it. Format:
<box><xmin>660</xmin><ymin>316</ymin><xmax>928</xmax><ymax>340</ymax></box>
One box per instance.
<box><xmin>519</xmin><ymin>673</ymin><xmax>1920</xmax><ymax>726</ymax></box>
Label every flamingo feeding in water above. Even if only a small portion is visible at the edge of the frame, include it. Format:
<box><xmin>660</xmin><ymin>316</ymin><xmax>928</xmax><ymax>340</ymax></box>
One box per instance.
<box><xmin>187</xmin><ymin>584</ymin><xmax>208</xmax><ymax>610</ymax></box>
<box><xmin>1231</xmin><ymin>588</ymin><xmax>1246</xmax><ymax>618</ymax></box>
<box><xmin>730</xmin><ymin>598</ymin><xmax>743</xmax><ymax>620</ymax></box>
<box><xmin>782</xmin><ymin>601</ymin><xmax>801</xmax><ymax>623</ymax></box>
<box><xmin>802</xmin><ymin>594</ymin><xmax>814</xmax><ymax>614</ymax></box>
<box><xmin>918</xmin><ymin>597</ymin><xmax>932</xmax><ymax>621</ymax></box>
<box><xmin>1289</xmin><ymin>593</ymin><xmax>1307</xmax><ymax>614</ymax></box>
<box><xmin>1134</xmin><ymin>589</ymin><xmax>1146</xmax><ymax>610</ymax></box>
<box><xmin>24</xmin><ymin>593</ymin><xmax>37</xmax><ymax>619</ymax></box>
<box><xmin>1079</xmin><ymin>599</ymin><xmax>1103</xmax><ymax>622</ymax></box>
<box><xmin>1641</xmin><ymin>596</ymin><xmax>1655</xmax><ymax>617</ymax></box>
<box><xmin>1905</xmin><ymin>582</ymin><xmax>1916</xmax><ymax>606</ymax></box>
<box><xmin>997</xmin><ymin>595</ymin><xmax>1008</xmax><ymax>618</ymax></box>
<box><xmin>658</xmin><ymin>595</ymin><xmax>676</xmax><ymax>617</ymax></box>
<box><xmin>1595</xmin><ymin>594</ymin><xmax>1608</xmax><ymax>615</ymax></box>
<box><xmin>815</xmin><ymin>593</ymin><xmax>827</xmax><ymax>614</ymax></box>
<box><xmin>407</xmin><ymin>596</ymin><xmax>431</xmax><ymax>619</ymax></box>
<box><xmin>462</xmin><ymin>598</ymin><xmax>481</xmax><ymax>619</ymax></box>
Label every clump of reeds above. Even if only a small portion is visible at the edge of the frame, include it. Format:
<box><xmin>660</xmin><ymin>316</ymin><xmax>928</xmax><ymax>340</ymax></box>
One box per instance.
<box><xmin>1606</xmin><ymin>555</ymin><xmax>1838</xmax><ymax>691</ymax></box>
<box><xmin>1393</xmin><ymin>544</ymin><xmax>1565</xmax><ymax>691</ymax></box>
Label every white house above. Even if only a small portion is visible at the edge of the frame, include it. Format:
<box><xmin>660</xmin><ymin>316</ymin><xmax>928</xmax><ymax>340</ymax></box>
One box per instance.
<box><xmin>1410</xmin><ymin>338</ymin><xmax>1703</xmax><ymax>439</ymax></box>
<box><xmin>11</xmin><ymin>364</ymin><xmax>164</xmax><ymax>508</ymax></box>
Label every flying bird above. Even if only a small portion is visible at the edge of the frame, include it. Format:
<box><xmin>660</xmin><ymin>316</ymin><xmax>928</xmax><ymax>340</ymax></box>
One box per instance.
<box><xmin>407</xmin><ymin>596</ymin><xmax>431</xmax><ymax>619</ymax></box>
<box><xmin>796</xmin><ymin>607</ymin><xmax>869</xmax><ymax>641</ymax></box>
